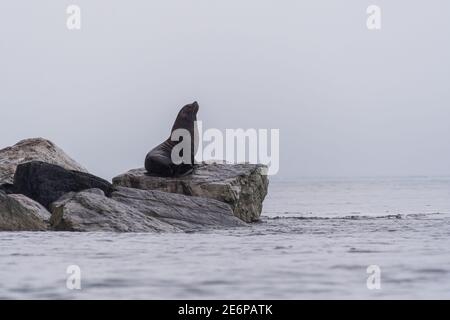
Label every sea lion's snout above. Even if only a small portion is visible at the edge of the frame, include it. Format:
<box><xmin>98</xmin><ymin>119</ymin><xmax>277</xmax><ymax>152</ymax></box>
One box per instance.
<box><xmin>180</xmin><ymin>102</ymin><xmax>199</xmax><ymax>115</ymax></box>
<box><xmin>192</xmin><ymin>101</ymin><xmax>199</xmax><ymax>114</ymax></box>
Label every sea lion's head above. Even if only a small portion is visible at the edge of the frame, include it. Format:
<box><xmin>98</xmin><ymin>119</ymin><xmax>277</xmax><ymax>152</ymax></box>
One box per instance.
<box><xmin>180</xmin><ymin>101</ymin><xmax>199</xmax><ymax>118</ymax></box>
<box><xmin>171</xmin><ymin>101</ymin><xmax>199</xmax><ymax>132</ymax></box>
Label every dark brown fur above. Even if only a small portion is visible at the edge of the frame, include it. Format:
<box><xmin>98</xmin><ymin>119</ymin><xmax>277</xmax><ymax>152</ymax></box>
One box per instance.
<box><xmin>145</xmin><ymin>102</ymin><xmax>199</xmax><ymax>177</ymax></box>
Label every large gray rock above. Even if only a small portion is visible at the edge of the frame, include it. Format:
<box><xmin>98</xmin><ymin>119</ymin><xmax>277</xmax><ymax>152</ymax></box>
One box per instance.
<box><xmin>0</xmin><ymin>138</ymin><xmax>87</xmax><ymax>185</ymax></box>
<box><xmin>0</xmin><ymin>191</ymin><xmax>51</xmax><ymax>231</ymax></box>
<box><xmin>113</xmin><ymin>163</ymin><xmax>269</xmax><ymax>222</ymax></box>
<box><xmin>14</xmin><ymin>161</ymin><xmax>113</xmax><ymax>210</ymax></box>
<box><xmin>50</xmin><ymin>187</ymin><xmax>246</xmax><ymax>232</ymax></box>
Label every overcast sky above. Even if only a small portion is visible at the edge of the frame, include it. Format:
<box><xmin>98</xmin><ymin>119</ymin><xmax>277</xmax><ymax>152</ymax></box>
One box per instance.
<box><xmin>1</xmin><ymin>1</ymin><xmax>449</xmax><ymax>180</ymax></box>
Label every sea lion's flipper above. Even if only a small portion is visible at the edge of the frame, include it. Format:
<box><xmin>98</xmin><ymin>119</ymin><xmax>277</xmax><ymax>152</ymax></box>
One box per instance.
<box><xmin>145</xmin><ymin>155</ymin><xmax>174</xmax><ymax>177</ymax></box>
<box><xmin>173</xmin><ymin>165</ymin><xmax>194</xmax><ymax>177</ymax></box>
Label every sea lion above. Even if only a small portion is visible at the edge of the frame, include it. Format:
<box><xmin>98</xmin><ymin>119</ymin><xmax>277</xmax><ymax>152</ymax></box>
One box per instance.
<box><xmin>145</xmin><ymin>101</ymin><xmax>199</xmax><ymax>177</ymax></box>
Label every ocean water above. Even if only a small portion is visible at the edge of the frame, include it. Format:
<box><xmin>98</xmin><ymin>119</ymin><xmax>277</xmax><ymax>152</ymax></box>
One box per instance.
<box><xmin>1</xmin><ymin>177</ymin><xmax>449</xmax><ymax>299</ymax></box>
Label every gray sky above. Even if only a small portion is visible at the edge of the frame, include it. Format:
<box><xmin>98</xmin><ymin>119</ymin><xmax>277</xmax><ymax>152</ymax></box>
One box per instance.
<box><xmin>1</xmin><ymin>0</ymin><xmax>449</xmax><ymax>180</ymax></box>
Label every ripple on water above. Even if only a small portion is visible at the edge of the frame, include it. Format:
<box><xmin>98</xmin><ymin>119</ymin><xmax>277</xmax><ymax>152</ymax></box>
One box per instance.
<box><xmin>1</xmin><ymin>178</ymin><xmax>450</xmax><ymax>299</ymax></box>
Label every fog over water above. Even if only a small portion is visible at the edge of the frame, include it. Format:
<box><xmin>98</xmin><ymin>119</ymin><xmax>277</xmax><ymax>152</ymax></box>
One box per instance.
<box><xmin>1</xmin><ymin>2</ymin><xmax>450</xmax><ymax>300</ymax></box>
<box><xmin>1</xmin><ymin>1</ymin><xmax>450</xmax><ymax>180</ymax></box>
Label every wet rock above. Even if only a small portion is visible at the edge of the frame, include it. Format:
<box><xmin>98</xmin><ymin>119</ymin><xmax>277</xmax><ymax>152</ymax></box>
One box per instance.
<box><xmin>50</xmin><ymin>187</ymin><xmax>245</xmax><ymax>232</ymax></box>
<box><xmin>14</xmin><ymin>161</ymin><xmax>113</xmax><ymax>210</ymax></box>
<box><xmin>113</xmin><ymin>163</ymin><xmax>269</xmax><ymax>222</ymax></box>
<box><xmin>0</xmin><ymin>138</ymin><xmax>87</xmax><ymax>185</ymax></box>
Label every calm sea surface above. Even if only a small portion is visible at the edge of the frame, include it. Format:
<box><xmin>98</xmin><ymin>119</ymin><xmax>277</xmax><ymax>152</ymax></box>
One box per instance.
<box><xmin>1</xmin><ymin>177</ymin><xmax>449</xmax><ymax>299</ymax></box>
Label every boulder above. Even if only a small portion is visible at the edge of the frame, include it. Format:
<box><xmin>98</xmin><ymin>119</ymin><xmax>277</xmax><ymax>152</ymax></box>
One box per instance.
<box><xmin>14</xmin><ymin>161</ymin><xmax>113</xmax><ymax>210</ymax></box>
<box><xmin>0</xmin><ymin>191</ymin><xmax>51</xmax><ymax>231</ymax></box>
<box><xmin>112</xmin><ymin>163</ymin><xmax>269</xmax><ymax>222</ymax></box>
<box><xmin>50</xmin><ymin>187</ymin><xmax>245</xmax><ymax>232</ymax></box>
<box><xmin>0</xmin><ymin>138</ymin><xmax>87</xmax><ymax>185</ymax></box>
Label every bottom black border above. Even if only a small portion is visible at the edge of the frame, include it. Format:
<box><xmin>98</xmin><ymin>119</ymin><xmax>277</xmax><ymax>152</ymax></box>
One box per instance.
<box><xmin>0</xmin><ymin>300</ymin><xmax>444</xmax><ymax>318</ymax></box>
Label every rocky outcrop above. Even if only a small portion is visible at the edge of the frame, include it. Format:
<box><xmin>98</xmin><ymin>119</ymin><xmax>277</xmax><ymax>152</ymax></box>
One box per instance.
<box><xmin>0</xmin><ymin>191</ymin><xmax>51</xmax><ymax>231</ymax></box>
<box><xmin>0</xmin><ymin>137</ymin><xmax>269</xmax><ymax>232</ymax></box>
<box><xmin>13</xmin><ymin>161</ymin><xmax>113</xmax><ymax>210</ymax></box>
<box><xmin>0</xmin><ymin>138</ymin><xmax>87</xmax><ymax>185</ymax></box>
<box><xmin>112</xmin><ymin>163</ymin><xmax>269</xmax><ymax>222</ymax></box>
<box><xmin>50</xmin><ymin>187</ymin><xmax>245</xmax><ymax>232</ymax></box>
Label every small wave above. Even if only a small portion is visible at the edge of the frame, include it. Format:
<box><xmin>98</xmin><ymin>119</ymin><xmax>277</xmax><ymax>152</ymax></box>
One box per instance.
<box><xmin>265</xmin><ymin>212</ymin><xmax>445</xmax><ymax>221</ymax></box>
<box><xmin>415</xmin><ymin>268</ymin><xmax>449</xmax><ymax>274</ymax></box>
<box><xmin>348</xmin><ymin>248</ymin><xmax>382</xmax><ymax>253</ymax></box>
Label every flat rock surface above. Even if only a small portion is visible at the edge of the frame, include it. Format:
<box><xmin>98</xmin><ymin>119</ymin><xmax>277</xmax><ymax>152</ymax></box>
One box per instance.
<box><xmin>113</xmin><ymin>163</ymin><xmax>269</xmax><ymax>222</ymax></box>
<box><xmin>50</xmin><ymin>187</ymin><xmax>246</xmax><ymax>232</ymax></box>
